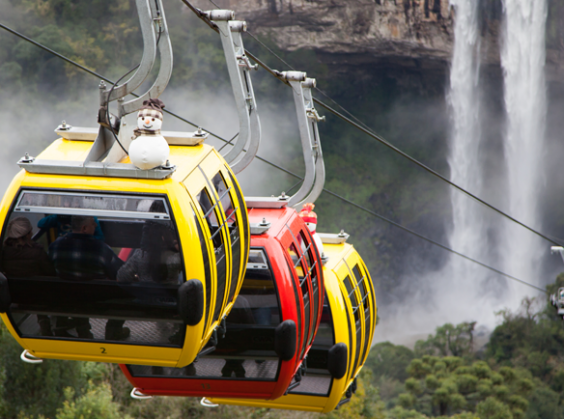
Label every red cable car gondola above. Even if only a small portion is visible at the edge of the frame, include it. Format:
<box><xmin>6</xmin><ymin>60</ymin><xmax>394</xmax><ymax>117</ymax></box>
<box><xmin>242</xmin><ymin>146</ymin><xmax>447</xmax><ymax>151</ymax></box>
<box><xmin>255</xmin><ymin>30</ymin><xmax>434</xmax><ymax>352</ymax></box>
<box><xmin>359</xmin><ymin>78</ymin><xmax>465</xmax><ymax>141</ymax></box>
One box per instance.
<box><xmin>119</xmin><ymin>199</ymin><xmax>324</xmax><ymax>400</ymax></box>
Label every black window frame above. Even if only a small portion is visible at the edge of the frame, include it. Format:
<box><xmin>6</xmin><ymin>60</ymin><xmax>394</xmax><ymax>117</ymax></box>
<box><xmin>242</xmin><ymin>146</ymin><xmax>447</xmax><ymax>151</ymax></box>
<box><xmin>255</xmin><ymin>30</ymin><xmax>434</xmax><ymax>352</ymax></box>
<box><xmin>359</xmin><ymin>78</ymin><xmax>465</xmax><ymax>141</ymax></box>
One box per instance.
<box><xmin>289</xmin><ymin>295</ymin><xmax>336</xmax><ymax>397</ymax></box>
<box><xmin>350</xmin><ymin>263</ymin><xmax>371</xmax><ymax>368</ymax></box>
<box><xmin>195</xmin><ymin>186</ymin><xmax>228</xmax><ymax>324</ymax></box>
<box><xmin>2</xmin><ymin>187</ymin><xmax>188</xmax><ymax>347</ymax></box>
<box><xmin>191</xmin><ymin>205</ymin><xmax>213</xmax><ymax>333</ymax></box>
<box><xmin>226</xmin><ymin>169</ymin><xmax>249</xmax><ymax>303</ymax></box>
<box><xmin>213</xmin><ymin>171</ymin><xmax>242</xmax><ymax>306</ymax></box>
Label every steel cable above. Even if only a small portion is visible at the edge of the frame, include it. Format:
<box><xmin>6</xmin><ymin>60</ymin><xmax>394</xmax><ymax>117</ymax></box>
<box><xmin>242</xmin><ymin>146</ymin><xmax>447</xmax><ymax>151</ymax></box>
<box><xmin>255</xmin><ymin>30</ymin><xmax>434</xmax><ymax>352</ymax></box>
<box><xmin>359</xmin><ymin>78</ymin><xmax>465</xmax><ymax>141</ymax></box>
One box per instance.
<box><xmin>0</xmin><ymin>19</ymin><xmax>547</xmax><ymax>292</ymax></box>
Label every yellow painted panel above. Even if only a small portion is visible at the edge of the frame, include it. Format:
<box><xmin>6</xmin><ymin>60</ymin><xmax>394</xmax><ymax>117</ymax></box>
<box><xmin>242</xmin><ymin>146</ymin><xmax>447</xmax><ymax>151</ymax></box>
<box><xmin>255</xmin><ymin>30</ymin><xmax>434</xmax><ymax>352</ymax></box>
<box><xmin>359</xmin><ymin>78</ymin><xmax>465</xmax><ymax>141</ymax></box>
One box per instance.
<box><xmin>37</xmin><ymin>138</ymin><xmax>92</xmax><ymax>161</ymax></box>
<box><xmin>210</xmin><ymin>395</ymin><xmax>327</xmax><ymax>412</ymax></box>
<box><xmin>21</xmin><ymin>338</ymin><xmax>181</xmax><ymax>365</ymax></box>
<box><xmin>182</xmin><ymin>167</ymin><xmax>208</xmax><ymax>196</ymax></box>
<box><xmin>198</xmin><ymin>150</ymin><xmax>223</xmax><ymax>181</ymax></box>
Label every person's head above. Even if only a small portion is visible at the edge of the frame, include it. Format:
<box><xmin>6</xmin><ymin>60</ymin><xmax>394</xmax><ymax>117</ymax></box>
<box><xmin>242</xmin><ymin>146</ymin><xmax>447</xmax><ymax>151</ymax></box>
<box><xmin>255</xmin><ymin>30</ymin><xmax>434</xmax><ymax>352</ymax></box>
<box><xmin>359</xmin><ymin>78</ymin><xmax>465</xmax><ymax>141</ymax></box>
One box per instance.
<box><xmin>6</xmin><ymin>217</ymin><xmax>33</xmax><ymax>245</ymax></box>
<box><xmin>149</xmin><ymin>200</ymin><xmax>165</xmax><ymax>213</ymax></box>
<box><xmin>71</xmin><ymin>216</ymin><xmax>96</xmax><ymax>235</ymax></box>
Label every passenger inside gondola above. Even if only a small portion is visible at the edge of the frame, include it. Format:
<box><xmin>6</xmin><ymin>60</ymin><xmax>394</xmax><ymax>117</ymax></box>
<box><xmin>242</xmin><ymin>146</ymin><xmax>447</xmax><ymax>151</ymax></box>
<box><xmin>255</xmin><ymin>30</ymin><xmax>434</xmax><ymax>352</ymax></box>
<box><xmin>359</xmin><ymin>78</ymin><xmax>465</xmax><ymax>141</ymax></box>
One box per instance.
<box><xmin>49</xmin><ymin>215</ymin><xmax>125</xmax><ymax>338</ymax></box>
<box><xmin>1</xmin><ymin>217</ymin><xmax>57</xmax><ymax>336</ymax></box>
<box><xmin>49</xmin><ymin>216</ymin><xmax>123</xmax><ymax>281</ymax></box>
<box><xmin>117</xmin><ymin>202</ymin><xmax>181</xmax><ymax>284</ymax></box>
<box><xmin>2</xmin><ymin>190</ymin><xmax>187</xmax><ymax>346</ymax></box>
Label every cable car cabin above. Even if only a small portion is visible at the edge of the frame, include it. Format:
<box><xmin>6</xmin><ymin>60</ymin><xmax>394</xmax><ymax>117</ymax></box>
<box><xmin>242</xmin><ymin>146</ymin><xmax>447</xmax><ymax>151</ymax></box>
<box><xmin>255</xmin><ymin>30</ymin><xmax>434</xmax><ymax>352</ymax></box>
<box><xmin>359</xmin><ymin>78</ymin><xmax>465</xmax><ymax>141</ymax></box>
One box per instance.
<box><xmin>119</xmin><ymin>202</ymin><xmax>324</xmax><ymax>400</ymax></box>
<box><xmin>0</xmin><ymin>135</ymin><xmax>249</xmax><ymax>367</ymax></box>
<box><xmin>550</xmin><ymin>287</ymin><xmax>564</xmax><ymax>318</ymax></box>
<box><xmin>207</xmin><ymin>236</ymin><xmax>377</xmax><ymax>412</ymax></box>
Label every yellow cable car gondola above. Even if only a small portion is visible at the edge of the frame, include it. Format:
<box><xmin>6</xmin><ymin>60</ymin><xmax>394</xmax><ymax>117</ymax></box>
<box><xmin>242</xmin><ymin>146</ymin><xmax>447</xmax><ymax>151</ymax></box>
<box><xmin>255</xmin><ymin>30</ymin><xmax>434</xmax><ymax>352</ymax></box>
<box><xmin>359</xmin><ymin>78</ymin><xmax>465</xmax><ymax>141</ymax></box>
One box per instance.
<box><xmin>0</xmin><ymin>1</ymin><xmax>261</xmax><ymax>368</ymax></box>
<box><xmin>0</xmin><ymin>134</ymin><xmax>249</xmax><ymax>367</ymax></box>
<box><xmin>207</xmin><ymin>234</ymin><xmax>377</xmax><ymax>412</ymax></box>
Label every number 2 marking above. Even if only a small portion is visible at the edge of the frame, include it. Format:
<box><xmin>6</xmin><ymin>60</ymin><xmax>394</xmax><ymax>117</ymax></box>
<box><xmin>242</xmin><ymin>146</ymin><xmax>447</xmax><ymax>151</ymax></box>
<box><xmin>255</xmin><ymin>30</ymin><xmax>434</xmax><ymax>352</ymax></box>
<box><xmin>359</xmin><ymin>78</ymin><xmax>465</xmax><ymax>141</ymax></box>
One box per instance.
<box><xmin>100</xmin><ymin>347</ymin><xmax>106</xmax><ymax>354</ymax></box>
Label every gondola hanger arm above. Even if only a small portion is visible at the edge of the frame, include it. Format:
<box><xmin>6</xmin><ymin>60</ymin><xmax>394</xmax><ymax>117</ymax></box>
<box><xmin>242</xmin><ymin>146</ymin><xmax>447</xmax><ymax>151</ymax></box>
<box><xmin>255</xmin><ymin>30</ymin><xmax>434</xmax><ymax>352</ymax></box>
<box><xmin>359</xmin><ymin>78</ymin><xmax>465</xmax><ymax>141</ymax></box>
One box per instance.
<box><xmin>277</xmin><ymin>72</ymin><xmax>325</xmax><ymax>208</ymax></box>
<box><xmin>206</xmin><ymin>9</ymin><xmax>261</xmax><ymax>174</ymax></box>
<box><xmin>119</xmin><ymin>0</ymin><xmax>174</xmax><ymax>117</ymax></box>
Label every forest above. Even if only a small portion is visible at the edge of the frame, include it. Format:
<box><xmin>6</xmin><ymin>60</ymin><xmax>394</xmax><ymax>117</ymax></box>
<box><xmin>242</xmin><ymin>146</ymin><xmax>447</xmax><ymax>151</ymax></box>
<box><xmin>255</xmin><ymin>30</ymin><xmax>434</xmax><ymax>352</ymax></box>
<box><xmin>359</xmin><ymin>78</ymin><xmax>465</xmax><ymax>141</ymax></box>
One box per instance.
<box><xmin>1</xmin><ymin>270</ymin><xmax>564</xmax><ymax>418</ymax></box>
<box><xmin>1</xmin><ymin>0</ymin><xmax>564</xmax><ymax>418</ymax></box>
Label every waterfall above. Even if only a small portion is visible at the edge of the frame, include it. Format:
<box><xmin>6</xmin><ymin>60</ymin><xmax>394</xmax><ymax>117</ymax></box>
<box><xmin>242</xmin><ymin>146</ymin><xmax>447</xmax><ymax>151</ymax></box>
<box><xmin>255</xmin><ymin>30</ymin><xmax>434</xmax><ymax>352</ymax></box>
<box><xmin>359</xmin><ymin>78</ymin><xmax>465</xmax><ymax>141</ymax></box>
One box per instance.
<box><xmin>443</xmin><ymin>0</ymin><xmax>488</xmax><ymax>322</ymax></box>
<box><xmin>448</xmin><ymin>0</ymin><xmax>482</xmax><ymax>263</ymax></box>
<box><xmin>501</xmin><ymin>0</ymin><xmax>548</xmax><ymax>293</ymax></box>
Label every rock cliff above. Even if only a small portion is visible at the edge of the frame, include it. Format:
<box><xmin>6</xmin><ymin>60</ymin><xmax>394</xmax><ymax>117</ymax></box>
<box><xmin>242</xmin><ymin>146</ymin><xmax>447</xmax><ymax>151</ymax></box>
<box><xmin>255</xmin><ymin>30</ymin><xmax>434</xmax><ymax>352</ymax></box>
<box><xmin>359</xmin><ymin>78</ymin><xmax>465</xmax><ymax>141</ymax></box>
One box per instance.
<box><xmin>209</xmin><ymin>0</ymin><xmax>454</xmax><ymax>75</ymax></box>
<box><xmin>196</xmin><ymin>0</ymin><xmax>564</xmax><ymax>83</ymax></box>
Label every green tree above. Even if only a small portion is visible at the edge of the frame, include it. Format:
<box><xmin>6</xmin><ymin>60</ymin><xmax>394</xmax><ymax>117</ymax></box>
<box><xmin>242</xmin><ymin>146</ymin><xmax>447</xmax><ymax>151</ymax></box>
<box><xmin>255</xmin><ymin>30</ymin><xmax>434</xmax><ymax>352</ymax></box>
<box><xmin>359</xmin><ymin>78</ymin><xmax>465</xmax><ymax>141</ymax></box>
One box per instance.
<box><xmin>0</xmin><ymin>325</ymin><xmax>88</xmax><ymax>419</ymax></box>
<box><xmin>366</xmin><ymin>342</ymin><xmax>415</xmax><ymax>382</ymax></box>
<box><xmin>396</xmin><ymin>356</ymin><xmax>532</xmax><ymax>418</ymax></box>
<box><xmin>323</xmin><ymin>370</ymin><xmax>386</xmax><ymax>419</ymax></box>
<box><xmin>415</xmin><ymin>322</ymin><xmax>477</xmax><ymax>358</ymax></box>
<box><xmin>56</xmin><ymin>382</ymin><xmax>131</xmax><ymax>419</ymax></box>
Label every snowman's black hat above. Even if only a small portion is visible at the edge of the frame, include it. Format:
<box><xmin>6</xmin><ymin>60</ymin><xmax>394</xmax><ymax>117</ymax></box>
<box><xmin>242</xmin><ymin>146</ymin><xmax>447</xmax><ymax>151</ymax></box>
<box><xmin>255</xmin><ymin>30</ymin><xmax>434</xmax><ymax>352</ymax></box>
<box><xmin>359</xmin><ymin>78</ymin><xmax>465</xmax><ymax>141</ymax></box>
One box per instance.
<box><xmin>138</xmin><ymin>98</ymin><xmax>165</xmax><ymax>120</ymax></box>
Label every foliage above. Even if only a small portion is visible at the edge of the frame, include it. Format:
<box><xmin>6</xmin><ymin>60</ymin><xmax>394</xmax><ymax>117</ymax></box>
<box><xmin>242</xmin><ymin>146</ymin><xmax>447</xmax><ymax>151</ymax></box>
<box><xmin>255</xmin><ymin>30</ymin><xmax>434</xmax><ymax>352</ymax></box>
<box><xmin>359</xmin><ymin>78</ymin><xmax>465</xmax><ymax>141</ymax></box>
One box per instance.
<box><xmin>0</xmin><ymin>324</ymin><xmax>88</xmax><ymax>419</ymax></box>
<box><xmin>55</xmin><ymin>382</ymin><xmax>130</xmax><ymax>419</ymax></box>
<box><xmin>366</xmin><ymin>342</ymin><xmax>415</xmax><ymax>382</ymax></box>
<box><xmin>415</xmin><ymin>322</ymin><xmax>477</xmax><ymax>358</ymax></box>
<box><xmin>322</xmin><ymin>369</ymin><xmax>386</xmax><ymax>419</ymax></box>
<box><xmin>396</xmin><ymin>355</ymin><xmax>532</xmax><ymax>417</ymax></box>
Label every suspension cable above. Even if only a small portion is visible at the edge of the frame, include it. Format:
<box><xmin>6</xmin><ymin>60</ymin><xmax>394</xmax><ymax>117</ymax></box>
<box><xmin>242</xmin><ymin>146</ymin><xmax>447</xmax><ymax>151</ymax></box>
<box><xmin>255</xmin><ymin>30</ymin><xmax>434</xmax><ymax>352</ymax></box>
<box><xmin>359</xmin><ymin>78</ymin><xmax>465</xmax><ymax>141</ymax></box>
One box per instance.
<box><xmin>176</xmin><ymin>2</ymin><xmax>561</xmax><ymax>248</ymax></box>
<box><xmin>245</xmin><ymin>47</ymin><xmax>562</xmax><ymax>248</ymax></box>
<box><xmin>0</xmin><ymin>22</ymin><xmax>237</xmax><ymax>148</ymax></box>
<box><xmin>0</xmin><ymin>20</ymin><xmax>547</xmax><ymax>292</ymax></box>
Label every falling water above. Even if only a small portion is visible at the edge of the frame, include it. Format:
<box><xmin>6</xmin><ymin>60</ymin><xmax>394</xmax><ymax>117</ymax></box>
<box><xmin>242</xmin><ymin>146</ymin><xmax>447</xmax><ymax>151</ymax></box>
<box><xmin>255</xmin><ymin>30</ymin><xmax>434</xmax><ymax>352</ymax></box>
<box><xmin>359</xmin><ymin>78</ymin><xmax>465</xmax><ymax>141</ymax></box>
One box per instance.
<box><xmin>501</xmin><ymin>0</ymin><xmax>548</xmax><ymax>295</ymax></box>
<box><xmin>443</xmin><ymin>0</ymin><xmax>490</xmax><ymax>323</ymax></box>
<box><xmin>447</xmin><ymin>0</ymin><xmax>482</xmax><ymax>261</ymax></box>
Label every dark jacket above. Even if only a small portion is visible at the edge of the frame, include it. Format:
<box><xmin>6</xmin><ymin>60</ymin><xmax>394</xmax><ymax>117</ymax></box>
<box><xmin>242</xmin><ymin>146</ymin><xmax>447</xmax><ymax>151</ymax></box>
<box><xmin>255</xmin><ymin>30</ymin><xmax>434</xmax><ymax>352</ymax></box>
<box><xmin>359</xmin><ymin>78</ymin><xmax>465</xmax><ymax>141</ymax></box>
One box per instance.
<box><xmin>1</xmin><ymin>241</ymin><xmax>56</xmax><ymax>277</ymax></box>
<box><xmin>49</xmin><ymin>233</ymin><xmax>123</xmax><ymax>281</ymax></box>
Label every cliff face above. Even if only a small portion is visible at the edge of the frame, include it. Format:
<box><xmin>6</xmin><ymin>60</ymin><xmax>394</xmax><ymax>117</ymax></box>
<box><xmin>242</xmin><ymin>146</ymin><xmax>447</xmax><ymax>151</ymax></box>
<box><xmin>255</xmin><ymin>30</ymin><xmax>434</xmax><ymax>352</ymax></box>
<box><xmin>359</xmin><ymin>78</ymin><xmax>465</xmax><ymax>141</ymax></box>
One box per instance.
<box><xmin>202</xmin><ymin>0</ymin><xmax>564</xmax><ymax>83</ymax></box>
<box><xmin>214</xmin><ymin>0</ymin><xmax>455</xmax><ymax>75</ymax></box>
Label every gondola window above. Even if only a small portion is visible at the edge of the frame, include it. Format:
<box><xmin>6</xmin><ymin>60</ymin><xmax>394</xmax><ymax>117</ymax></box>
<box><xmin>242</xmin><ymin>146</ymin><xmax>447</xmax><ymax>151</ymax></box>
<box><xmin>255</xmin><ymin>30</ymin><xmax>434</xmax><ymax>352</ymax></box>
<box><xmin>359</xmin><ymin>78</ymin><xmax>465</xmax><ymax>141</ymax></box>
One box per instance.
<box><xmin>211</xmin><ymin>172</ymin><xmax>241</xmax><ymax>305</ymax></box>
<box><xmin>1</xmin><ymin>190</ymin><xmax>186</xmax><ymax>346</ymax></box>
<box><xmin>196</xmin><ymin>188</ymin><xmax>227</xmax><ymax>323</ymax></box>
<box><xmin>288</xmin><ymin>243</ymin><xmax>311</xmax><ymax>358</ymax></box>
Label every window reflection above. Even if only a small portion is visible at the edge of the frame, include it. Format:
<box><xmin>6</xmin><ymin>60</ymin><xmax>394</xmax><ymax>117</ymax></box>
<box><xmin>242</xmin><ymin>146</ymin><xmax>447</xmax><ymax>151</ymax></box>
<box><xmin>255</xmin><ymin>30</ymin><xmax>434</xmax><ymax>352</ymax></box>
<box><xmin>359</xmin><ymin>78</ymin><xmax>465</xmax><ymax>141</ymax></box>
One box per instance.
<box><xmin>127</xmin><ymin>247</ymin><xmax>283</xmax><ymax>382</ymax></box>
<box><xmin>1</xmin><ymin>191</ymin><xmax>185</xmax><ymax>347</ymax></box>
<box><xmin>288</xmin><ymin>243</ymin><xmax>310</xmax><ymax>358</ymax></box>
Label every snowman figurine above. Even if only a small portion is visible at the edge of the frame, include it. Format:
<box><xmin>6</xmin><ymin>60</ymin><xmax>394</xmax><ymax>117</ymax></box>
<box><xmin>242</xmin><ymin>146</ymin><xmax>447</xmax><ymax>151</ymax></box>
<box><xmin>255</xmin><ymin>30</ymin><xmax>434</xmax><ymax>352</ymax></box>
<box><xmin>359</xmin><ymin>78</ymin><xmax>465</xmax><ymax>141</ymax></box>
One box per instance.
<box><xmin>299</xmin><ymin>203</ymin><xmax>324</xmax><ymax>256</ymax></box>
<box><xmin>129</xmin><ymin>98</ymin><xmax>170</xmax><ymax>170</ymax></box>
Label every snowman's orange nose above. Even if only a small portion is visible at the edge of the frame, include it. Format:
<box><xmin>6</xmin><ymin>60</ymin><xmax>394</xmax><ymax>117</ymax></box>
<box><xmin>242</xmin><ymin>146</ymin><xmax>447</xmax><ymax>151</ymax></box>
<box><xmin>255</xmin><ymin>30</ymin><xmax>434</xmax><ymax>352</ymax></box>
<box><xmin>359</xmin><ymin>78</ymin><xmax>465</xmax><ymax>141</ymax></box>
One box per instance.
<box><xmin>145</xmin><ymin>118</ymin><xmax>151</xmax><ymax>125</ymax></box>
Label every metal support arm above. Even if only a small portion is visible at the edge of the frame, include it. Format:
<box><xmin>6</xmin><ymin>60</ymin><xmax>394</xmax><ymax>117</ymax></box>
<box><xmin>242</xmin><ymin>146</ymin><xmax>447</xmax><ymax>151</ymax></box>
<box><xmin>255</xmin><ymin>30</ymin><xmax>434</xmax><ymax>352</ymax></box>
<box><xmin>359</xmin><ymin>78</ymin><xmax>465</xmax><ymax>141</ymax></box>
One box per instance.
<box><xmin>92</xmin><ymin>0</ymin><xmax>173</xmax><ymax>164</ymax></box>
<box><xmin>279</xmin><ymin>71</ymin><xmax>326</xmax><ymax>208</ymax></box>
<box><xmin>119</xmin><ymin>0</ymin><xmax>173</xmax><ymax>116</ymax></box>
<box><xmin>208</xmin><ymin>10</ymin><xmax>261</xmax><ymax>174</ymax></box>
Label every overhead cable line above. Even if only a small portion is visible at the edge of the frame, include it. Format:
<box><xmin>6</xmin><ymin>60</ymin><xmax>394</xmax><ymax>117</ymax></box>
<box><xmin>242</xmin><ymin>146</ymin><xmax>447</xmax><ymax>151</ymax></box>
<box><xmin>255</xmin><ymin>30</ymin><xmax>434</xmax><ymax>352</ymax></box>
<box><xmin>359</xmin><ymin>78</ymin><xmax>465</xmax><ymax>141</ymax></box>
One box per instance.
<box><xmin>177</xmin><ymin>2</ymin><xmax>561</xmax><ymax>248</ymax></box>
<box><xmin>0</xmin><ymin>19</ymin><xmax>545</xmax><ymax>293</ymax></box>
<box><xmin>243</xmin><ymin>30</ymin><xmax>375</xmax><ymax>132</ymax></box>
<box><xmin>203</xmin><ymin>0</ymin><xmax>371</xmax><ymax>131</ymax></box>
<box><xmin>0</xmin><ymin>22</ymin><xmax>233</xmax><ymax>149</ymax></box>
<box><xmin>247</xmin><ymin>52</ymin><xmax>563</xmax><ymax>249</ymax></box>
